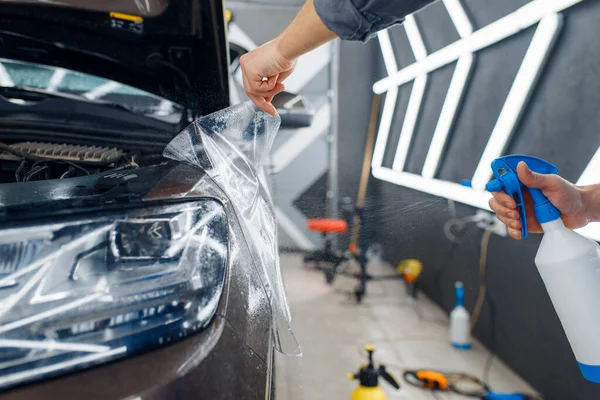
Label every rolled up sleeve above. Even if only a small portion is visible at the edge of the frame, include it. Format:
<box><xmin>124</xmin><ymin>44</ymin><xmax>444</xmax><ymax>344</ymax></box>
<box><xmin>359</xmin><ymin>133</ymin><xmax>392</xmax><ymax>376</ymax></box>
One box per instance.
<box><xmin>314</xmin><ymin>0</ymin><xmax>435</xmax><ymax>42</ymax></box>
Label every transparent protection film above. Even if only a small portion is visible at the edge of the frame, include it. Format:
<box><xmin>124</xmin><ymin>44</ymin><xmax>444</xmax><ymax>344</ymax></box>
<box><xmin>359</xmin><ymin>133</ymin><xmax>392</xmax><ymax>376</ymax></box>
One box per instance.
<box><xmin>163</xmin><ymin>102</ymin><xmax>300</xmax><ymax>355</ymax></box>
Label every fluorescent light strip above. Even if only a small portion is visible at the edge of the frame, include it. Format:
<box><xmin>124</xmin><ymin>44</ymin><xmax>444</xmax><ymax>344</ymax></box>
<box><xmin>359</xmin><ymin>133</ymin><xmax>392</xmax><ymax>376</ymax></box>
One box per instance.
<box><xmin>83</xmin><ymin>81</ymin><xmax>121</xmax><ymax>100</ymax></box>
<box><xmin>0</xmin><ymin>339</ymin><xmax>110</xmax><ymax>353</ymax></box>
<box><xmin>442</xmin><ymin>0</ymin><xmax>474</xmax><ymax>38</ymax></box>
<box><xmin>0</xmin><ymin>346</ymin><xmax>127</xmax><ymax>388</ymax></box>
<box><xmin>374</xmin><ymin>63</ymin><xmax>421</xmax><ymax>95</ymax></box>
<box><xmin>204</xmin><ymin>236</ymin><xmax>227</xmax><ymax>257</ymax></box>
<box><xmin>373</xmin><ymin>21</ymin><xmax>508</xmax><ymax>93</ymax></box>
<box><xmin>271</xmin><ymin>104</ymin><xmax>330</xmax><ymax>174</ymax></box>
<box><xmin>0</xmin><ymin>63</ymin><xmax>14</xmax><ymax>86</ymax></box>
<box><xmin>373</xmin><ymin>167</ymin><xmax>492</xmax><ymax>209</ymax></box>
<box><xmin>371</xmin><ymin>32</ymin><xmax>400</xmax><ymax>169</ymax></box>
<box><xmin>0</xmin><ymin>293</ymin><xmax>102</xmax><ymax>335</ymax></box>
<box><xmin>373</xmin><ymin>0</ymin><xmax>583</xmax><ymax>94</ymax></box>
<box><xmin>404</xmin><ymin>15</ymin><xmax>428</xmax><ymax>61</ymax></box>
<box><xmin>471</xmin><ymin>14</ymin><xmax>562</xmax><ymax>190</ymax></box>
<box><xmin>370</xmin><ymin>0</ymin><xmax>600</xmax><ymax>241</ymax></box>
<box><xmin>390</xmin><ymin>15</ymin><xmax>428</xmax><ymax>172</ymax></box>
<box><xmin>228</xmin><ymin>22</ymin><xmax>259</xmax><ymax>51</ymax></box>
<box><xmin>516</xmin><ymin>0</ymin><xmax>582</xmax><ymax>27</ymax></box>
<box><xmin>377</xmin><ymin>30</ymin><xmax>399</xmax><ymax>75</ymax></box>
<box><xmin>576</xmin><ymin>145</ymin><xmax>600</xmax><ymax>185</ymax></box>
<box><xmin>392</xmin><ymin>74</ymin><xmax>428</xmax><ymax>171</ymax></box>
<box><xmin>229</xmin><ymin>75</ymin><xmax>241</xmax><ymax>105</ymax></box>
<box><xmin>234</xmin><ymin>68</ymin><xmax>244</xmax><ymax>86</ymax></box>
<box><xmin>158</xmin><ymin>99</ymin><xmax>174</xmax><ymax>113</ymax></box>
<box><xmin>0</xmin><ymin>226</ymin><xmax>112</xmax><ymax>319</ymax></box>
<box><xmin>371</xmin><ymin>88</ymin><xmax>399</xmax><ymax>168</ymax></box>
<box><xmin>285</xmin><ymin>44</ymin><xmax>332</xmax><ymax>93</ymax></box>
<box><xmin>421</xmin><ymin>54</ymin><xmax>473</xmax><ymax>179</ymax></box>
<box><xmin>274</xmin><ymin>207</ymin><xmax>315</xmax><ymax>251</ymax></box>
<box><xmin>373</xmin><ymin>166</ymin><xmax>600</xmax><ymax>242</ymax></box>
<box><xmin>0</xmin><ymin>262</ymin><xmax>52</xmax><ymax>321</ymax></box>
<box><xmin>47</xmin><ymin>68</ymin><xmax>67</xmax><ymax>92</ymax></box>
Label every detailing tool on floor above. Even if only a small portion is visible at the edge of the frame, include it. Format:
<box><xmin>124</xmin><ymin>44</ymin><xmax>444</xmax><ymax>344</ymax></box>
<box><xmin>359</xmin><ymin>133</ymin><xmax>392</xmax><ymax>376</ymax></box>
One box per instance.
<box><xmin>396</xmin><ymin>258</ymin><xmax>423</xmax><ymax>299</ymax></box>
<box><xmin>450</xmin><ymin>281</ymin><xmax>471</xmax><ymax>350</ymax></box>
<box><xmin>403</xmin><ymin>369</ymin><xmax>540</xmax><ymax>399</ymax></box>
<box><xmin>303</xmin><ymin>218</ymin><xmax>355</xmax><ymax>284</ymax></box>
<box><xmin>404</xmin><ymin>369</ymin><xmax>490</xmax><ymax>397</ymax></box>
<box><xmin>348</xmin><ymin>345</ymin><xmax>400</xmax><ymax>400</ymax></box>
<box><xmin>486</xmin><ymin>155</ymin><xmax>600</xmax><ymax>383</ymax></box>
<box><xmin>403</xmin><ymin>369</ymin><xmax>451</xmax><ymax>392</ymax></box>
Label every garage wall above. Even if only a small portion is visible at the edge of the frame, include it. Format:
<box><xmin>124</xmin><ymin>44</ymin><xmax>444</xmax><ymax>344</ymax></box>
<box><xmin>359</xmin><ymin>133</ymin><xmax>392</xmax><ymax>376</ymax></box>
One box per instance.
<box><xmin>351</xmin><ymin>0</ymin><xmax>600</xmax><ymax>399</ymax></box>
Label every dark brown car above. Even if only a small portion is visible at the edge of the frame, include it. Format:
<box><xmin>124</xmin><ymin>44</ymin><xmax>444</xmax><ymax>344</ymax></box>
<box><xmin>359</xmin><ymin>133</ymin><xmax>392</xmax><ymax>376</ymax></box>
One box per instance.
<box><xmin>0</xmin><ymin>1</ymin><xmax>278</xmax><ymax>398</ymax></box>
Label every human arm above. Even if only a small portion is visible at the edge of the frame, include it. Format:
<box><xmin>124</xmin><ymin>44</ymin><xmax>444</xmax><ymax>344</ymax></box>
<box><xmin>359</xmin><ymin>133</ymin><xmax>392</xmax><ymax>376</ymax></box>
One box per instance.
<box><xmin>239</xmin><ymin>0</ymin><xmax>337</xmax><ymax>115</ymax></box>
<box><xmin>489</xmin><ymin>161</ymin><xmax>600</xmax><ymax>239</ymax></box>
<box><xmin>240</xmin><ymin>0</ymin><xmax>436</xmax><ymax>115</ymax></box>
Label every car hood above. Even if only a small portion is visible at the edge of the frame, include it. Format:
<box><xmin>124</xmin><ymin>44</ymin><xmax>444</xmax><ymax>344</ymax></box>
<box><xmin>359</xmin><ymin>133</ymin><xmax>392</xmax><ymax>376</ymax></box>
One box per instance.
<box><xmin>0</xmin><ymin>161</ymin><xmax>211</xmax><ymax>220</ymax></box>
<box><xmin>0</xmin><ymin>0</ymin><xmax>229</xmax><ymax>115</ymax></box>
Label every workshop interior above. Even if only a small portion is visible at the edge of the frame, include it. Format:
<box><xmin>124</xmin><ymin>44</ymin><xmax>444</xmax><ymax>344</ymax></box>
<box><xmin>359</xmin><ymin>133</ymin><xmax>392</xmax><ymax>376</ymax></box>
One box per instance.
<box><xmin>1</xmin><ymin>0</ymin><xmax>600</xmax><ymax>399</ymax></box>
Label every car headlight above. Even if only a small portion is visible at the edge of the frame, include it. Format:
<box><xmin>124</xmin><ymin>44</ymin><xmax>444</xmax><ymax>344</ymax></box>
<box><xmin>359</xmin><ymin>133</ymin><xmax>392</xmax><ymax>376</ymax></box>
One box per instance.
<box><xmin>0</xmin><ymin>200</ymin><xmax>228</xmax><ymax>390</ymax></box>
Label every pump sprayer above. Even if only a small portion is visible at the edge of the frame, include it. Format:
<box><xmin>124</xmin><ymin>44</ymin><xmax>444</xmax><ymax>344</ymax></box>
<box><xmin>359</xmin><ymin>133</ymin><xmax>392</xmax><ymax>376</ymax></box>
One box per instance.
<box><xmin>348</xmin><ymin>345</ymin><xmax>400</xmax><ymax>400</ymax></box>
<box><xmin>486</xmin><ymin>154</ymin><xmax>600</xmax><ymax>383</ymax></box>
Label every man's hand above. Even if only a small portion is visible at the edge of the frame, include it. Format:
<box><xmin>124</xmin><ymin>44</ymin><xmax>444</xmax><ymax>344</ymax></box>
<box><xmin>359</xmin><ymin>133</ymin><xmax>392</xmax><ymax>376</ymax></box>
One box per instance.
<box><xmin>240</xmin><ymin>40</ymin><xmax>296</xmax><ymax>116</ymax></box>
<box><xmin>489</xmin><ymin>161</ymin><xmax>589</xmax><ymax>240</ymax></box>
<box><xmin>239</xmin><ymin>0</ymin><xmax>337</xmax><ymax>115</ymax></box>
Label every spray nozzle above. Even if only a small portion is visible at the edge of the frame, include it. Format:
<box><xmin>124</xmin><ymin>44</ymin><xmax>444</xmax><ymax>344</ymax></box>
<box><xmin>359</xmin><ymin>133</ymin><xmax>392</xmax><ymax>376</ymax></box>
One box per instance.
<box><xmin>349</xmin><ymin>345</ymin><xmax>401</xmax><ymax>389</ymax></box>
<box><xmin>454</xmin><ymin>281</ymin><xmax>465</xmax><ymax>307</ymax></box>
<box><xmin>485</xmin><ymin>155</ymin><xmax>561</xmax><ymax>239</ymax></box>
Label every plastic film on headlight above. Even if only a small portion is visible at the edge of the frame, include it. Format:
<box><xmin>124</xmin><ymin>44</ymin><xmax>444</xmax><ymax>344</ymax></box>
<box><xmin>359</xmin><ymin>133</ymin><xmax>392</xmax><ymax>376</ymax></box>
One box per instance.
<box><xmin>163</xmin><ymin>102</ymin><xmax>300</xmax><ymax>355</ymax></box>
<box><xmin>0</xmin><ymin>200</ymin><xmax>227</xmax><ymax>390</ymax></box>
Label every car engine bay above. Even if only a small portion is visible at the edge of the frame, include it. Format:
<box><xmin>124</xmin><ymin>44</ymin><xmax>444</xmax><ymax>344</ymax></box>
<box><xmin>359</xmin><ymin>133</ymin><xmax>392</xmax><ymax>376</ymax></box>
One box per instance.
<box><xmin>0</xmin><ymin>141</ymin><xmax>144</xmax><ymax>183</ymax></box>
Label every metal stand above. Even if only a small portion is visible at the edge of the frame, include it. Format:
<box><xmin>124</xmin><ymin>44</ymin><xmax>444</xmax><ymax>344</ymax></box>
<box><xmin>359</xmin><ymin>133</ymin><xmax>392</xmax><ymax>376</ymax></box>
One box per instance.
<box><xmin>326</xmin><ymin>40</ymin><xmax>341</xmax><ymax>249</ymax></box>
<box><xmin>304</xmin><ymin>205</ymin><xmax>405</xmax><ymax>303</ymax></box>
<box><xmin>352</xmin><ymin>206</ymin><xmax>405</xmax><ymax>303</ymax></box>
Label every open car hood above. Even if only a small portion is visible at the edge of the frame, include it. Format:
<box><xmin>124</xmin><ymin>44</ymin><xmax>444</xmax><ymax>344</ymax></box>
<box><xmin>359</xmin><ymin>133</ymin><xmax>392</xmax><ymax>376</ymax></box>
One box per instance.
<box><xmin>0</xmin><ymin>0</ymin><xmax>229</xmax><ymax>115</ymax></box>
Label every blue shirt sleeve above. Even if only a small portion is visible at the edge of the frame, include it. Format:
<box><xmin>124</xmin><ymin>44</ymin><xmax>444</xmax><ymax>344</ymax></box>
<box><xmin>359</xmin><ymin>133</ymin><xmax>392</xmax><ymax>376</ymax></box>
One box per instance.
<box><xmin>314</xmin><ymin>0</ymin><xmax>436</xmax><ymax>42</ymax></box>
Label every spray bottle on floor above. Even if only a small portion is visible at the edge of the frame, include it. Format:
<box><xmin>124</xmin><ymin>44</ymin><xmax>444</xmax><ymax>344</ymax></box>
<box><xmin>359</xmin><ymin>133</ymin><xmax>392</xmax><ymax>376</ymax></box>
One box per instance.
<box><xmin>486</xmin><ymin>155</ymin><xmax>600</xmax><ymax>383</ymax></box>
<box><xmin>348</xmin><ymin>345</ymin><xmax>400</xmax><ymax>400</ymax></box>
<box><xmin>450</xmin><ymin>281</ymin><xmax>471</xmax><ymax>350</ymax></box>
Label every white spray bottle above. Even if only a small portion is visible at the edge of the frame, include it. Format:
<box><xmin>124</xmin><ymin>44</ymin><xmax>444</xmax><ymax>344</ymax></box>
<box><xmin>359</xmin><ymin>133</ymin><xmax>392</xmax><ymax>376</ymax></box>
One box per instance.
<box><xmin>486</xmin><ymin>155</ymin><xmax>600</xmax><ymax>383</ymax></box>
<box><xmin>450</xmin><ymin>281</ymin><xmax>471</xmax><ymax>350</ymax></box>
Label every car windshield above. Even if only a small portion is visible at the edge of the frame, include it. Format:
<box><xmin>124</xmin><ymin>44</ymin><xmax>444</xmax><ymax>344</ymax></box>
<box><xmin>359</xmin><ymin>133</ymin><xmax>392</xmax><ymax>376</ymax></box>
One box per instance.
<box><xmin>0</xmin><ymin>58</ymin><xmax>184</xmax><ymax>123</ymax></box>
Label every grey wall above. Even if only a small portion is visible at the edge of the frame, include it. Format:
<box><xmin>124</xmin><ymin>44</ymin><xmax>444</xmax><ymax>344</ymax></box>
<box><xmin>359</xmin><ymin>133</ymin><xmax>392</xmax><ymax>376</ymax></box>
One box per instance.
<box><xmin>341</xmin><ymin>0</ymin><xmax>600</xmax><ymax>399</ymax></box>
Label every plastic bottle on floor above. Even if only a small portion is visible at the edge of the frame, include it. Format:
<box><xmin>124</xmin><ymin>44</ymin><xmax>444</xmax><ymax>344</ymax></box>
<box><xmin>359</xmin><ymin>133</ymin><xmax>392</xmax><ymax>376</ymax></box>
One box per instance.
<box><xmin>450</xmin><ymin>281</ymin><xmax>471</xmax><ymax>350</ymax></box>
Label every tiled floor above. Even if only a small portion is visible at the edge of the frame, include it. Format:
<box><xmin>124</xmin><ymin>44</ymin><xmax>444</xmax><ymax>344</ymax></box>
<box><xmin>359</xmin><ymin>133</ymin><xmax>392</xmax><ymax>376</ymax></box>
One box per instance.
<box><xmin>275</xmin><ymin>253</ymin><xmax>538</xmax><ymax>400</ymax></box>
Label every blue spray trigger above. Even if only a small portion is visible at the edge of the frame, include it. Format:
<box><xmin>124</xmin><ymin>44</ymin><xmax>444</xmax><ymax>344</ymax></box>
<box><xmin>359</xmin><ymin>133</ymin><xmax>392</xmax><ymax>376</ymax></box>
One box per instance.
<box><xmin>485</xmin><ymin>155</ymin><xmax>561</xmax><ymax>239</ymax></box>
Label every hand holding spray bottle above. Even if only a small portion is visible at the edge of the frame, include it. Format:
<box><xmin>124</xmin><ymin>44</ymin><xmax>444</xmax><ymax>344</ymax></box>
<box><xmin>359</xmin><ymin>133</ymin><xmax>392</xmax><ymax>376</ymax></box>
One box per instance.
<box><xmin>486</xmin><ymin>155</ymin><xmax>600</xmax><ymax>383</ymax></box>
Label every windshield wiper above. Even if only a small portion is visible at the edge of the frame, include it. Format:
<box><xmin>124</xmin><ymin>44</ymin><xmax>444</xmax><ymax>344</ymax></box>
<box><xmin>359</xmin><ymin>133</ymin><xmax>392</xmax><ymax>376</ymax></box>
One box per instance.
<box><xmin>0</xmin><ymin>86</ymin><xmax>136</xmax><ymax>114</ymax></box>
